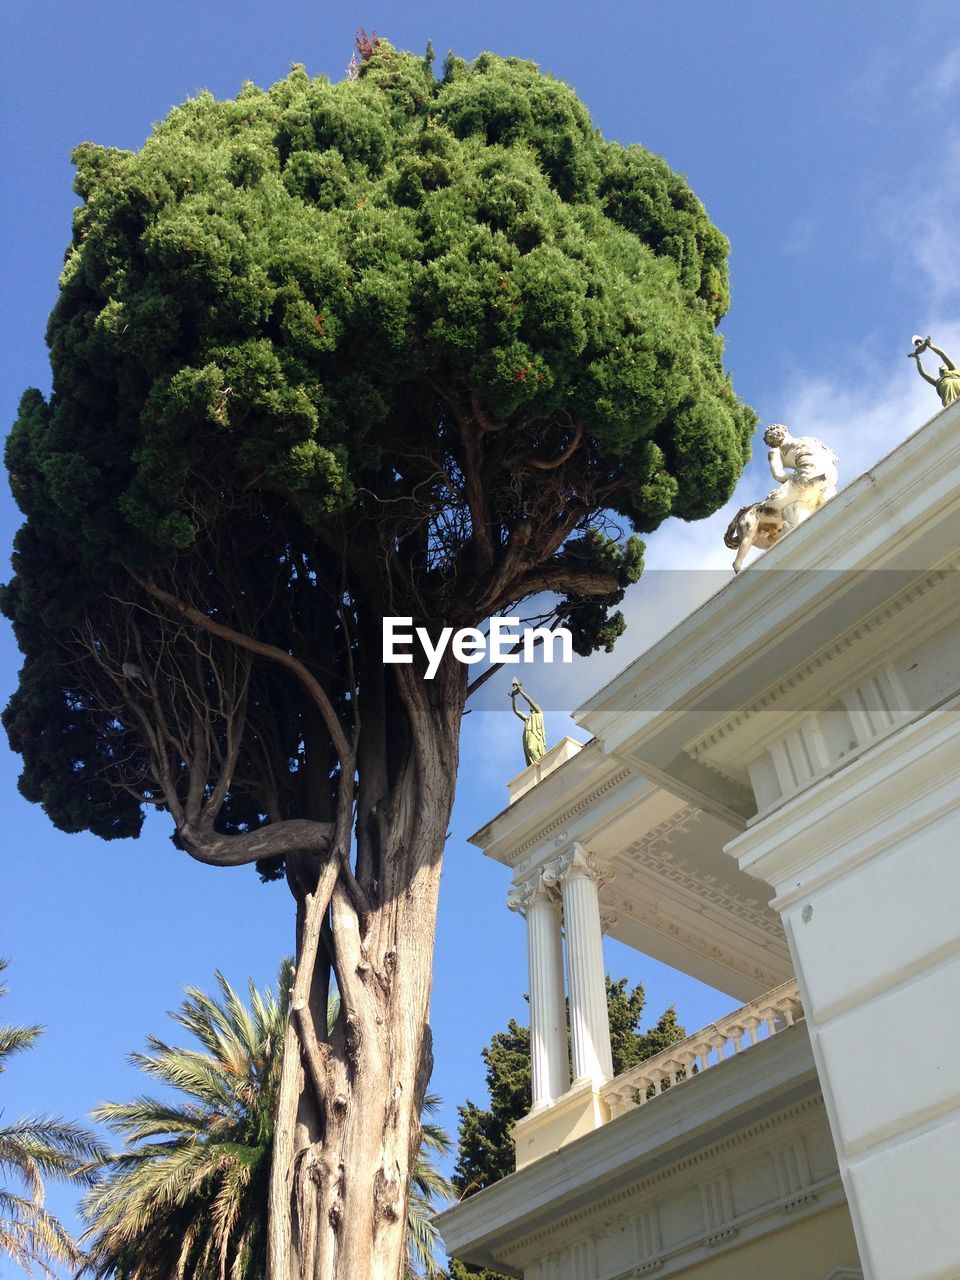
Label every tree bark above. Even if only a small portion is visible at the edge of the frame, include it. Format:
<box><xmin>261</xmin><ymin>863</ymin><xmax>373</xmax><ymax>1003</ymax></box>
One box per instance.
<box><xmin>268</xmin><ymin>659</ymin><xmax>465</xmax><ymax>1280</ymax></box>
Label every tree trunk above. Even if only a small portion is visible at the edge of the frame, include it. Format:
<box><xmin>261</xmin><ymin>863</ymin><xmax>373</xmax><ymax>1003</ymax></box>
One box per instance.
<box><xmin>268</xmin><ymin>659</ymin><xmax>465</xmax><ymax>1280</ymax></box>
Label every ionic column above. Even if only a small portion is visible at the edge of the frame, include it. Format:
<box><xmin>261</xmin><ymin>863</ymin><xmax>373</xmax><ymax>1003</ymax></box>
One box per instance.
<box><xmin>508</xmin><ymin>872</ymin><xmax>569</xmax><ymax>1109</ymax></box>
<box><xmin>546</xmin><ymin>843</ymin><xmax>613</xmax><ymax>1085</ymax></box>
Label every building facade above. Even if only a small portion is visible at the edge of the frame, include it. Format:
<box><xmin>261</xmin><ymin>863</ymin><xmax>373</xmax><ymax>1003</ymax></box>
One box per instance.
<box><xmin>438</xmin><ymin>400</ymin><xmax>960</xmax><ymax>1280</ymax></box>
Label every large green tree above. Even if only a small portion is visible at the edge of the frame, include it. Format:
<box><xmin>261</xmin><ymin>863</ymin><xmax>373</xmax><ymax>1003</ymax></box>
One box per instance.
<box><xmin>3</xmin><ymin>35</ymin><xmax>753</xmax><ymax>1280</ymax></box>
<box><xmin>81</xmin><ymin>962</ymin><xmax>453</xmax><ymax>1280</ymax></box>
<box><xmin>0</xmin><ymin>960</ymin><xmax>105</xmax><ymax>1276</ymax></box>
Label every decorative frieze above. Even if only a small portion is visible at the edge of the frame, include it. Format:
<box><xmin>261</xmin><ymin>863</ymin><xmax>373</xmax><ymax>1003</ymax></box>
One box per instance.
<box><xmin>683</xmin><ymin>557</ymin><xmax>960</xmax><ymax>819</ymax></box>
<box><xmin>621</xmin><ymin>822</ymin><xmax>784</xmax><ymax>942</ymax></box>
<box><xmin>510</xmin><ymin>765</ymin><xmax>635</xmax><ymax>865</ymax></box>
<box><xmin>634</xmin><ymin>1206</ymin><xmax>664</xmax><ymax>1272</ymax></box>
<box><xmin>772</xmin><ymin>1136</ymin><xmax>817</xmax><ymax>1212</ymax></box>
<box><xmin>479</xmin><ymin>1092</ymin><xmax>841</xmax><ymax>1280</ymax></box>
<box><xmin>686</xmin><ymin>559</ymin><xmax>958</xmax><ymax>763</ymax></box>
<box><xmin>700</xmin><ymin>1169</ymin><xmax>737</xmax><ymax>1246</ymax></box>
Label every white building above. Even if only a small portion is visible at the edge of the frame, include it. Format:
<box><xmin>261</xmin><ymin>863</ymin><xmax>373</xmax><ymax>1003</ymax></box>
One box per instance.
<box><xmin>438</xmin><ymin>401</ymin><xmax>960</xmax><ymax>1280</ymax></box>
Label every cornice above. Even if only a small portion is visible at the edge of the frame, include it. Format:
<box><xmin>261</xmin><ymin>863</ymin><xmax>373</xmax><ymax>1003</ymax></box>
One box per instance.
<box><xmin>504</xmin><ymin>765</ymin><xmax>638</xmax><ymax>868</ymax></box>
<box><xmin>498</xmin><ymin>1094</ymin><xmax>831</xmax><ymax>1261</ymax></box>
<box><xmin>685</xmin><ymin>554</ymin><xmax>959</xmax><ymax>765</ymax></box>
<box><xmin>575</xmin><ymin>402</ymin><xmax>960</xmax><ymax>750</ymax></box>
<box><xmin>730</xmin><ymin>699</ymin><xmax>960</xmax><ymax>901</ymax></box>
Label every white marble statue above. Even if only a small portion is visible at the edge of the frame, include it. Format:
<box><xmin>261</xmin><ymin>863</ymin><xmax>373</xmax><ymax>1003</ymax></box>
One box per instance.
<box><xmin>724</xmin><ymin>424</ymin><xmax>839</xmax><ymax>573</ymax></box>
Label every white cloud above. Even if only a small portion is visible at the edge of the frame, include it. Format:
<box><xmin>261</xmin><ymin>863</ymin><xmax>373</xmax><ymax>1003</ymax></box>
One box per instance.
<box><xmin>779</xmin><ymin>321</ymin><xmax>960</xmax><ymax>476</ymax></box>
<box><xmin>547</xmin><ymin>316</ymin><xmax>960</xmax><ymax>714</ymax></box>
<box><xmin>926</xmin><ymin>46</ymin><xmax>960</xmax><ymax>99</ymax></box>
<box><xmin>877</xmin><ymin>126</ymin><xmax>960</xmax><ymax>307</ymax></box>
<box><xmin>646</xmin><ymin>319</ymin><xmax>958</xmax><ymax>572</ymax></box>
<box><xmin>782</xmin><ymin>213</ymin><xmax>817</xmax><ymax>257</ymax></box>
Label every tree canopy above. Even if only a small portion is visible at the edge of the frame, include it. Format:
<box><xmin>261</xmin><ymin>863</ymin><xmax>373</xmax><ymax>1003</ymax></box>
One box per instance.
<box><xmin>2</xmin><ymin>38</ymin><xmax>753</xmax><ymax>1279</ymax></box>
<box><xmin>4</xmin><ymin>41</ymin><xmax>753</xmax><ymax>853</ymax></box>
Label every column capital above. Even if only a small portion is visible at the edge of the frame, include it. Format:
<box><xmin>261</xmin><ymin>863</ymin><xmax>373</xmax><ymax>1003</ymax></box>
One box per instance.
<box><xmin>507</xmin><ymin>869</ymin><xmax>558</xmax><ymax>914</ymax></box>
<box><xmin>543</xmin><ymin>842</ymin><xmax>610</xmax><ymax>890</ymax></box>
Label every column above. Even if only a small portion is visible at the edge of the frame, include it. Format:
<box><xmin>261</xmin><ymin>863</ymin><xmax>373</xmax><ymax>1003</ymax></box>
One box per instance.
<box><xmin>728</xmin><ymin>706</ymin><xmax>960</xmax><ymax>1280</ymax></box>
<box><xmin>508</xmin><ymin>872</ymin><xmax>569</xmax><ymax>1110</ymax></box>
<box><xmin>546</xmin><ymin>843</ymin><xmax>613</xmax><ymax>1085</ymax></box>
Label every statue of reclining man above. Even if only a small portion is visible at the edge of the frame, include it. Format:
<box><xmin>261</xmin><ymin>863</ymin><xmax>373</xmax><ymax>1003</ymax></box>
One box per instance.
<box><xmin>724</xmin><ymin>424</ymin><xmax>839</xmax><ymax>573</ymax></box>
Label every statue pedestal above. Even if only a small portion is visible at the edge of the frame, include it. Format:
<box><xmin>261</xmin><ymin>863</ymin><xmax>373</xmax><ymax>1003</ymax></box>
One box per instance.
<box><xmin>507</xmin><ymin>736</ymin><xmax>583</xmax><ymax>804</ymax></box>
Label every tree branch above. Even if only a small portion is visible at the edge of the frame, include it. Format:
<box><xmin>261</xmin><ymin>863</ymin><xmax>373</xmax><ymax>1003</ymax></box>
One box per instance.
<box><xmin>178</xmin><ymin>817</ymin><xmax>333</xmax><ymax>868</ymax></box>
<box><xmin>511</xmin><ymin>565</ymin><xmax>621</xmax><ymax>598</ymax></box>
<box><xmin>470</xmin><ymin>390</ymin><xmax>507</xmax><ymax>434</ymax></box>
<box><xmin>134</xmin><ymin>574</ymin><xmax>353</xmax><ymax>766</ymax></box>
<box><xmin>525</xmin><ymin>420</ymin><xmax>583</xmax><ymax>470</ymax></box>
<box><xmin>290</xmin><ymin>858</ymin><xmax>343</xmax><ymax>1106</ymax></box>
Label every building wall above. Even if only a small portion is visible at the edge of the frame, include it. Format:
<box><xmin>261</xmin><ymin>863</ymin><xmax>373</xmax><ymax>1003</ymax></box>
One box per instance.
<box><xmin>651</xmin><ymin>1206</ymin><xmax>861</xmax><ymax>1280</ymax></box>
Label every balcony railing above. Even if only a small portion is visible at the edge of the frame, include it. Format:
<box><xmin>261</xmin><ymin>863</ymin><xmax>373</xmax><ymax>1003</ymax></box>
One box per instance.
<box><xmin>601</xmin><ymin>979</ymin><xmax>804</xmax><ymax>1120</ymax></box>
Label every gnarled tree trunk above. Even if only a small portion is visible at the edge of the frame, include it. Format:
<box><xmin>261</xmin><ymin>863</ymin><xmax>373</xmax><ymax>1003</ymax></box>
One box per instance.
<box><xmin>268</xmin><ymin>657</ymin><xmax>465</xmax><ymax>1280</ymax></box>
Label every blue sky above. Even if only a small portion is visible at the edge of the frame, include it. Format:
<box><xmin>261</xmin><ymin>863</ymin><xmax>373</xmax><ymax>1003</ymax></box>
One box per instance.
<box><xmin>2</xmin><ymin>0</ymin><xmax>958</xmax><ymax>1259</ymax></box>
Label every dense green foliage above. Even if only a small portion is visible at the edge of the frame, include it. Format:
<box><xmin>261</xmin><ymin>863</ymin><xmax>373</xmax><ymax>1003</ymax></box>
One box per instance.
<box><xmin>0</xmin><ymin>960</ymin><xmax>105</xmax><ymax>1276</ymax></box>
<box><xmin>3</xmin><ymin>41</ymin><xmax>753</xmax><ymax>849</ymax></box>
<box><xmin>447</xmin><ymin>977</ymin><xmax>684</xmax><ymax>1280</ymax></box>
<box><xmin>80</xmin><ymin>963</ymin><xmax>454</xmax><ymax>1279</ymax></box>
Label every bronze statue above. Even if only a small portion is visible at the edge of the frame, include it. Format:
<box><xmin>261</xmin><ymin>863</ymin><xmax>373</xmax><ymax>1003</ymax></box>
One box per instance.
<box><xmin>510</xmin><ymin>678</ymin><xmax>546</xmax><ymax>765</ymax></box>
<box><xmin>909</xmin><ymin>335</ymin><xmax>960</xmax><ymax>407</ymax></box>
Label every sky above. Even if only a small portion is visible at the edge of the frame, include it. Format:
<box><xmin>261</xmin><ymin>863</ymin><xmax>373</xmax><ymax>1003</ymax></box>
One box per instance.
<box><xmin>1</xmin><ymin>0</ymin><xmax>958</xmax><ymax>1266</ymax></box>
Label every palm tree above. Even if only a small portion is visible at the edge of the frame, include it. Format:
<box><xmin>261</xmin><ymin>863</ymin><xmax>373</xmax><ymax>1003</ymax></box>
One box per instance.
<box><xmin>1</xmin><ymin>958</ymin><xmax>106</xmax><ymax>1277</ymax></box>
<box><xmin>406</xmin><ymin>1095</ymin><xmax>454</xmax><ymax>1279</ymax></box>
<box><xmin>81</xmin><ymin>962</ymin><xmax>454</xmax><ymax>1279</ymax></box>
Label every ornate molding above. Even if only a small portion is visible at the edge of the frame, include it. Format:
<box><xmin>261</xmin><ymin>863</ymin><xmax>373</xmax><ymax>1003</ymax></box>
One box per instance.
<box><xmin>543</xmin><ymin>842</ymin><xmax>610</xmax><ymax>890</ymax></box>
<box><xmin>610</xmin><ymin>893</ymin><xmax>781</xmax><ymax>986</ymax></box>
<box><xmin>510</xmin><ymin>766</ymin><xmax>635</xmax><ymax>866</ymax></box>
<box><xmin>599</xmin><ymin>909</ymin><xmax>619</xmax><ymax>936</ymax></box>
<box><xmin>620</xmin><ymin>840</ymin><xmax>784</xmax><ymax>945</ymax></box>
<box><xmin>504</xmin><ymin>1094</ymin><xmax>829</xmax><ymax>1259</ymax></box>
<box><xmin>686</xmin><ymin>557</ymin><xmax>960</xmax><ymax>764</ymax></box>
<box><xmin>507</xmin><ymin>870</ymin><xmax>559</xmax><ymax>914</ymax></box>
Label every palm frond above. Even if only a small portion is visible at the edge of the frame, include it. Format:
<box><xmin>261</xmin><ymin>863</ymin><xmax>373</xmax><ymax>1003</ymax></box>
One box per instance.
<box><xmin>81</xmin><ymin>958</ymin><xmax>453</xmax><ymax>1280</ymax></box>
<box><xmin>405</xmin><ymin>1183</ymin><xmax>448</xmax><ymax>1279</ymax></box>
<box><xmin>0</xmin><ymin>962</ymin><xmax>95</xmax><ymax>1278</ymax></box>
<box><xmin>1</xmin><ymin>1116</ymin><xmax>107</xmax><ymax>1181</ymax></box>
<box><xmin>0</xmin><ymin>1023</ymin><xmax>43</xmax><ymax>1070</ymax></box>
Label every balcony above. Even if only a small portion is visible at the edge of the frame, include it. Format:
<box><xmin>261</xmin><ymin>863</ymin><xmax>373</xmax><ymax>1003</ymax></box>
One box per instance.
<box><xmin>511</xmin><ymin>978</ymin><xmax>805</xmax><ymax>1170</ymax></box>
<box><xmin>438</xmin><ymin>1011</ymin><xmax>854</xmax><ymax>1279</ymax></box>
<box><xmin>602</xmin><ymin>978</ymin><xmax>804</xmax><ymax>1119</ymax></box>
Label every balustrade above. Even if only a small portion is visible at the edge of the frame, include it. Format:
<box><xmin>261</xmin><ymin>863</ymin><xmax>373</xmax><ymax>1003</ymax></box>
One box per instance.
<box><xmin>601</xmin><ymin>980</ymin><xmax>804</xmax><ymax>1119</ymax></box>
